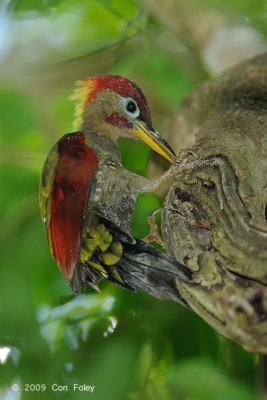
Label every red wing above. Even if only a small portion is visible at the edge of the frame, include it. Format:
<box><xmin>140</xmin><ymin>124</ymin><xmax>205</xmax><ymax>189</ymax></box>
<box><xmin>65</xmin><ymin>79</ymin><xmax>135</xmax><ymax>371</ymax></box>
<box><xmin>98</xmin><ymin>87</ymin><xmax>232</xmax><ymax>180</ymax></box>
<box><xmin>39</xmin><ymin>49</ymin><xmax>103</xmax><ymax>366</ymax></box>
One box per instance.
<box><xmin>48</xmin><ymin>132</ymin><xmax>99</xmax><ymax>280</ymax></box>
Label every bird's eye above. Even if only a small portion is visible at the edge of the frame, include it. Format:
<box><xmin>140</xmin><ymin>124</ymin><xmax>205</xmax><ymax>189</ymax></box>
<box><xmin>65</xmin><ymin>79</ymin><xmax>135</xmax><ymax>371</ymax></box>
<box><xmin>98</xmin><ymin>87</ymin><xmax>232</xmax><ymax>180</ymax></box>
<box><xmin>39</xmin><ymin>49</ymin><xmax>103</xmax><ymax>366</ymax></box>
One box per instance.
<box><xmin>122</xmin><ymin>97</ymin><xmax>140</xmax><ymax>118</ymax></box>
<box><xmin>127</xmin><ymin>101</ymin><xmax>137</xmax><ymax>113</ymax></box>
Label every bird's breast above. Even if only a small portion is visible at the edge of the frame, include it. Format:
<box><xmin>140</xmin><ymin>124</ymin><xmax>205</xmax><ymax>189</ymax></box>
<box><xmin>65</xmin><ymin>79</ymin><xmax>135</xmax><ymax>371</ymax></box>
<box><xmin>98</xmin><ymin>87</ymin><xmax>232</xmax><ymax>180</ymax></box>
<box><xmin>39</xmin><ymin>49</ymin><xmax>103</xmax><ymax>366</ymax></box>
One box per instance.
<box><xmin>92</xmin><ymin>159</ymin><xmax>136</xmax><ymax>234</ymax></box>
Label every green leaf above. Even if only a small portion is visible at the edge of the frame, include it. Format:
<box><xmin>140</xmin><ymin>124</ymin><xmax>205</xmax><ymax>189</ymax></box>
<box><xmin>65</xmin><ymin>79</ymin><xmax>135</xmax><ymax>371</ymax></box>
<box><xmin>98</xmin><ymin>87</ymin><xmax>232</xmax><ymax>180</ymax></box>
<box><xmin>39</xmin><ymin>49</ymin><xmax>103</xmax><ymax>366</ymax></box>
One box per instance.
<box><xmin>169</xmin><ymin>358</ymin><xmax>256</xmax><ymax>400</ymax></box>
<box><xmin>37</xmin><ymin>294</ymin><xmax>116</xmax><ymax>350</ymax></box>
<box><xmin>131</xmin><ymin>193</ymin><xmax>161</xmax><ymax>238</ymax></box>
<box><xmin>118</xmin><ymin>138</ymin><xmax>149</xmax><ymax>175</ymax></box>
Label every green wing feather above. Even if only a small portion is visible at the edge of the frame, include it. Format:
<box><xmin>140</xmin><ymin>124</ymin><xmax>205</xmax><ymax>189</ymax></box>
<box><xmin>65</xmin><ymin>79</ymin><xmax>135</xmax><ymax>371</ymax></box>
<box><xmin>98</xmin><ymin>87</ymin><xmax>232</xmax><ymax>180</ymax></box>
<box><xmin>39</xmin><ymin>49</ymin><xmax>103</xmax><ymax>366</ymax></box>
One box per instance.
<box><xmin>39</xmin><ymin>143</ymin><xmax>58</xmax><ymax>228</ymax></box>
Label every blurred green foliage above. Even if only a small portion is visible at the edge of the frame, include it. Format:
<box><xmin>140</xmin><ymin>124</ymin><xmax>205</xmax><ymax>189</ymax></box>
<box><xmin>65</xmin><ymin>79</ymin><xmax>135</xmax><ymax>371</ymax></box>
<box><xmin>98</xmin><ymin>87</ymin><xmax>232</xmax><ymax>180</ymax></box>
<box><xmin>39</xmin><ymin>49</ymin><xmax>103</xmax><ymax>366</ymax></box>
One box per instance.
<box><xmin>0</xmin><ymin>0</ymin><xmax>264</xmax><ymax>399</ymax></box>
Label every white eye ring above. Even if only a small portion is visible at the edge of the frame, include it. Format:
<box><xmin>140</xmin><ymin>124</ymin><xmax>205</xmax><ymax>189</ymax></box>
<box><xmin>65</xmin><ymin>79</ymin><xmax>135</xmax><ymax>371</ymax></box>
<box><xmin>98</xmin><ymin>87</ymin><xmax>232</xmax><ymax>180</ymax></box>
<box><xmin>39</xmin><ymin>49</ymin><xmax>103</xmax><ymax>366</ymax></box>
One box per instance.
<box><xmin>121</xmin><ymin>97</ymin><xmax>140</xmax><ymax>118</ymax></box>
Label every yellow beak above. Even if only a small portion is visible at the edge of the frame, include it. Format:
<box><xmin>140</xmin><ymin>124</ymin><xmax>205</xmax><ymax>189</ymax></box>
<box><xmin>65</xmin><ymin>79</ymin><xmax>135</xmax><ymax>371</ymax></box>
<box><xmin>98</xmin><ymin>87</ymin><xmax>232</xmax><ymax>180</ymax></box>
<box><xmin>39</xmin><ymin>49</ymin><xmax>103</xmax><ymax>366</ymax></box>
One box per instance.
<box><xmin>132</xmin><ymin>121</ymin><xmax>176</xmax><ymax>163</ymax></box>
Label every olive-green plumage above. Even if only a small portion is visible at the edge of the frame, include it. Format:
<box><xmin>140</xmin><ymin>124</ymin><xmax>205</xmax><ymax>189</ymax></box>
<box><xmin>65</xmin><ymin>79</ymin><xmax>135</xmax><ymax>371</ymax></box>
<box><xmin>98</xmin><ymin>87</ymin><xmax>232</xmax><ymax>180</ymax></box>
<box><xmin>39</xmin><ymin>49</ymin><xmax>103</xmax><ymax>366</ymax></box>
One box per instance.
<box><xmin>39</xmin><ymin>74</ymin><xmax>185</xmax><ymax>295</ymax></box>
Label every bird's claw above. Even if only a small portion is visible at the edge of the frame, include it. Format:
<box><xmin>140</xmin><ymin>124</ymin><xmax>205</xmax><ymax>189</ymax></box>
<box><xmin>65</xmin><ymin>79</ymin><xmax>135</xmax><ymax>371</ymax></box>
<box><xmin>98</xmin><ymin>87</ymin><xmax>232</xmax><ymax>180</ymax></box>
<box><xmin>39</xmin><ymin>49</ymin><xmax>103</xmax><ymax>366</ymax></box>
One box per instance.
<box><xmin>175</xmin><ymin>148</ymin><xmax>199</xmax><ymax>164</ymax></box>
<box><xmin>168</xmin><ymin>149</ymin><xmax>201</xmax><ymax>178</ymax></box>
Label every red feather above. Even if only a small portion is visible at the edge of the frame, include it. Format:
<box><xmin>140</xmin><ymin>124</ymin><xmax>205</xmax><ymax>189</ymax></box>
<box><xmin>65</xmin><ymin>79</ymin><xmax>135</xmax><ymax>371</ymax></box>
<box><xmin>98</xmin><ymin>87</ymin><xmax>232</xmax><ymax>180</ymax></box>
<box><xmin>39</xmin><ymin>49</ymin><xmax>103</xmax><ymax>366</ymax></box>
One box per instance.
<box><xmin>85</xmin><ymin>75</ymin><xmax>152</xmax><ymax>127</ymax></box>
<box><xmin>49</xmin><ymin>132</ymin><xmax>99</xmax><ymax>280</ymax></box>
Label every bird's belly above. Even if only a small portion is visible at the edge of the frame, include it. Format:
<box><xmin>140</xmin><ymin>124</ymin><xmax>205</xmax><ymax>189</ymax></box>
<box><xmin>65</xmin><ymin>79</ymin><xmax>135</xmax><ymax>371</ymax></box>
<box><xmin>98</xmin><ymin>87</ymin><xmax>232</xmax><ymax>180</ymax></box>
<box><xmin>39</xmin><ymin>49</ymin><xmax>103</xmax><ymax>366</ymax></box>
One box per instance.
<box><xmin>92</xmin><ymin>165</ymin><xmax>136</xmax><ymax>235</ymax></box>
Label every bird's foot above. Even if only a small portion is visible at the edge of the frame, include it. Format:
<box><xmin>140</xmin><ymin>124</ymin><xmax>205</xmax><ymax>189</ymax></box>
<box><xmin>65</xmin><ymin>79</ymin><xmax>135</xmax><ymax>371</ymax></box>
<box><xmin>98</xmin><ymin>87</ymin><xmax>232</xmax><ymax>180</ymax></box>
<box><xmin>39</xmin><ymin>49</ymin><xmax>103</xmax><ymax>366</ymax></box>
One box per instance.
<box><xmin>176</xmin><ymin>148</ymin><xmax>199</xmax><ymax>164</ymax></box>
<box><xmin>167</xmin><ymin>149</ymin><xmax>202</xmax><ymax>178</ymax></box>
<box><xmin>140</xmin><ymin>167</ymin><xmax>178</xmax><ymax>192</ymax></box>
<box><xmin>143</xmin><ymin>208</ymin><xmax>164</xmax><ymax>245</ymax></box>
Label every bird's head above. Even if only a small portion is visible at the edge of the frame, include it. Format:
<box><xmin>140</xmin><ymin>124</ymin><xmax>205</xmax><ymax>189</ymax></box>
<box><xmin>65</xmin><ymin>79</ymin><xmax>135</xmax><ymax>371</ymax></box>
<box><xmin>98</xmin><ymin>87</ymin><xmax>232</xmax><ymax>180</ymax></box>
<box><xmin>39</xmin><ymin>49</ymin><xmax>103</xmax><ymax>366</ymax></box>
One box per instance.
<box><xmin>69</xmin><ymin>74</ymin><xmax>176</xmax><ymax>162</ymax></box>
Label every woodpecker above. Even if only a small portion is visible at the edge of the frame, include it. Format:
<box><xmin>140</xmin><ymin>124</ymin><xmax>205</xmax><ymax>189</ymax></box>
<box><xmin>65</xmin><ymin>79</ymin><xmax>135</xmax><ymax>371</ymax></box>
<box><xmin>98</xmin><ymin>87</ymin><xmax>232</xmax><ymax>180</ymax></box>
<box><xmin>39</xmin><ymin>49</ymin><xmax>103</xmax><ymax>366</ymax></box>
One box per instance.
<box><xmin>39</xmin><ymin>75</ymin><xmax>190</xmax><ymax>295</ymax></box>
